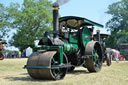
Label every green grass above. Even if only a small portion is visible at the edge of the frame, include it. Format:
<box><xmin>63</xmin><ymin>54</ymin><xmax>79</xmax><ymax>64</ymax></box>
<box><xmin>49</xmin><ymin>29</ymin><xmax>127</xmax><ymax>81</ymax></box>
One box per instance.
<box><xmin>0</xmin><ymin>59</ymin><xmax>128</xmax><ymax>85</ymax></box>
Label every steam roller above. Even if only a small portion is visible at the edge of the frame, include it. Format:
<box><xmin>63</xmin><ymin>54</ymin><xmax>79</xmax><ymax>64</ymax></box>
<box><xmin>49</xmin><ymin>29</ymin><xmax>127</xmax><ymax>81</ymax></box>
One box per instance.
<box><xmin>25</xmin><ymin>2</ymin><xmax>104</xmax><ymax>80</ymax></box>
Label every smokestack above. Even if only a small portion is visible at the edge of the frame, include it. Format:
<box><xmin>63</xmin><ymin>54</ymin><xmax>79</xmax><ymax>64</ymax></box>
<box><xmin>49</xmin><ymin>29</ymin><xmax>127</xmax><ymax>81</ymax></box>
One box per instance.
<box><xmin>53</xmin><ymin>3</ymin><xmax>59</xmax><ymax>38</ymax></box>
<box><xmin>96</xmin><ymin>30</ymin><xmax>100</xmax><ymax>42</ymax></box>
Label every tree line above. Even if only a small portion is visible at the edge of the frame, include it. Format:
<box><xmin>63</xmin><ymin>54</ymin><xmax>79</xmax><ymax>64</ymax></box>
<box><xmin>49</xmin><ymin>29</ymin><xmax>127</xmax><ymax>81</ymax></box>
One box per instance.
<box><xmin>0</xmin><ymin>0</ymin><xmax>52</xmax><ymax>51</ymax></box>
<box><xmin>106</xmin><ymin>0</ymin><xmax>128</xmax><ymax>48</ymax></box>
<box><xmin>0</xmin><ymin>0</ymin><xmax>128</xmax><ymax>51</ymax></box>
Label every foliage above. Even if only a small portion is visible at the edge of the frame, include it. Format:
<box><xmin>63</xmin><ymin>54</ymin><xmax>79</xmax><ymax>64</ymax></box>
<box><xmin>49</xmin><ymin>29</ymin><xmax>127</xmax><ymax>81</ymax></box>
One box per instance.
<box><xmin>106</xmin><ymin>0</ymin><xmax>128</xmax><ymax>48</ymax></box>
<box><xmin>0</xmin><ymin>3</ymin><xmax>10</xmax><ymax>40</ymax></box>
<box><xmin>8</xmin><ymin>0</ymin><xmax>52</xmax><ymax>51</ymax></box>
<box><xmin>105</xmin><ymin>30</ymin><xmax>128</xmax><ymax>48</ymax></box>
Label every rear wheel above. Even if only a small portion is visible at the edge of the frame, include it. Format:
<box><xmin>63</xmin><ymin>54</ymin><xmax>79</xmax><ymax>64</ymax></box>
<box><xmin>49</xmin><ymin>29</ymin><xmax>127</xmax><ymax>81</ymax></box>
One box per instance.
<box><xmin>84</xmin><ymin>41</ymin><xmax>103</xmax><ymax>72</ymax></box>
<box><xmin>106</xmin><ymin>53</ymin><xmax>111</xmax><ymax>66</ymax></box>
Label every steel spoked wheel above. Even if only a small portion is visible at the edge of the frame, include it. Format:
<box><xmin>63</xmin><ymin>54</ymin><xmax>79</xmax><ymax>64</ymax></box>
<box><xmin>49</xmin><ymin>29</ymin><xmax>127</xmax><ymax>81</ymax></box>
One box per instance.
<box><xmin>85</xmin><ymin>41</ymin><xmax>103</xmax><ymax>72</ymax></box>
<box><xmin>26</xmin><ymin>51</ymin><xmax>68</xmax><ymax>80</ymax></box>
<box><xmin>106</xmin><ymin>53</ymin><xmax>111</xmax><ymax>66</ymax></box>
<box><xmin>51</xmin><ymin>53</ymin><xmax>68</xmax><ymax>80</ymax></box>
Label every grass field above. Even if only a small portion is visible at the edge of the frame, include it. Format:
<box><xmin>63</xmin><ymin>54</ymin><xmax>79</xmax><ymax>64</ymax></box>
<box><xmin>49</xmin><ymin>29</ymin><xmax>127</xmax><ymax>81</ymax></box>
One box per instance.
<box><xmin>0</xmin><ymin>59</ymin><xmax>128</xmax><ymax>85</ymax></box>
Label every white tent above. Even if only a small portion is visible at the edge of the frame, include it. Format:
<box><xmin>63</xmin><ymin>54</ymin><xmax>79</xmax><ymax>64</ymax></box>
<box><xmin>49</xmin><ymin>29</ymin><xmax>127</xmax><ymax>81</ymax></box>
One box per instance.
<box><xmin>26</xmin><ymin>47</ymin><xmax>33</xmax><ymax>57</ymax></box>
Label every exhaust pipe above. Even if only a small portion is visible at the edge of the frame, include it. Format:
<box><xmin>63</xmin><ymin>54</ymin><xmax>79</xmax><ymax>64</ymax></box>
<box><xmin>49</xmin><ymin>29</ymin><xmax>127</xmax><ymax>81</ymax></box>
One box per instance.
<box><xmin>53</xmin><ymin>3</ymin><xmax>59</xmax><ymax>38</ymax></box>
<box><xmin>96</xmin><ymin>30</ymin><xmax>100</xmax><ymax>42</ymax></box>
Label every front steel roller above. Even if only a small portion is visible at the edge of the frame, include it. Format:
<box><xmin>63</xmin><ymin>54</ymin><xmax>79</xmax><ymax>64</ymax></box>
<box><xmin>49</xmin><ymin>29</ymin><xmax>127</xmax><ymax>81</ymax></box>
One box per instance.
<box><xmin>26</xmin><ymin>51</ymin><xmax>68</xmax><ymax>80</ymax></box>
<box><xmin>84</xmin><ymin>41</ymin><xmax>103</xmax><ymax>72</ymax></box>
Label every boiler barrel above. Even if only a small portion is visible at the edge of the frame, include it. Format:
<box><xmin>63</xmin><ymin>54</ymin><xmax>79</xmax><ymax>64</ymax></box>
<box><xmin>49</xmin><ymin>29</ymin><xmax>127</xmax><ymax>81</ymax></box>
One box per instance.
<box><xmin>64</xmin><ymin>43</ymin><xmax>78</xmax><ymax>55</ymax></box>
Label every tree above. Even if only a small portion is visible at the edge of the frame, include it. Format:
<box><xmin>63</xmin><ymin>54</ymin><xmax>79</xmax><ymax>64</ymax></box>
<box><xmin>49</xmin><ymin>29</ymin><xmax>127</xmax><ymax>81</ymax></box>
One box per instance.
<box><xmin>0</xmin><ymin>3</ymin><xmax>10</xmax><ymax>40</ymax></box>
<box><xmin>106</xmin><ymin>0</ymin><xmax>128</xmax><ymax>48</ymax></box>
<box><xmin>8</xmin><ymin>0</ymin><xmax>52</xmax><ymax>51</ymax></box>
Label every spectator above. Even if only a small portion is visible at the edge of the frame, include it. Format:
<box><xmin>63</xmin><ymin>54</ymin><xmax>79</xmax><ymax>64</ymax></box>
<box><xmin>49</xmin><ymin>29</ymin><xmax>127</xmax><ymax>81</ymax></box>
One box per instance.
<box><xmin>14</xmin><ymin>51</ymin><xmax>17</xmax><ymax>58</ymax></box>
<box><xmin>116</xmin><ymin>50</ymin><xmax>120</xmax><ymax>62</ymax></box>
<box><xmin>113</xmin><ymin>50</ymin><xmax>120</xmax><ymax>63</ymax></box>
<box><xmin>21</xmin><ymin>50</ymin><xmax>26</xmax><ymax>58</ymax></box>
<box><xmin>109</xmin><ymin>49</ymin><xmax>114</xmax><ymax>60</ymax></box>
<box><xmin>18</xmin><ymin>51</ymin><xmax>21</xmax><ymax>58</ymax></box>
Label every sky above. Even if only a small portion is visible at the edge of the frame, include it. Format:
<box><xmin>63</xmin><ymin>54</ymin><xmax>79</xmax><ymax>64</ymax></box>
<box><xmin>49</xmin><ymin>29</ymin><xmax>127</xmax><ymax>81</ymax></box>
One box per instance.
<box><xmin>0</xmin><ymin>0</ymin><xmax>119</xmax><ymax>34</ymax></box>
<box><xmin>55</xmin><ymin>0</ymin><xmax>119</xmax><ymax>34</ymax></box>
<box><xmin>0</xmin><ymin>0</ymin><xmax>119</xmax><ymax>50</ymax></box>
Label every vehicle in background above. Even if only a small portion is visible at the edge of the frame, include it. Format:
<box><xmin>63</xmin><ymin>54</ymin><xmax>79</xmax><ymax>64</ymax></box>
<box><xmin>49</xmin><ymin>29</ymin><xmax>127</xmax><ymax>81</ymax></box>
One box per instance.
<box><xmin>118</xmin><ymin>43</ymin><xmax>128</xmax><ymax>60</ymax></box>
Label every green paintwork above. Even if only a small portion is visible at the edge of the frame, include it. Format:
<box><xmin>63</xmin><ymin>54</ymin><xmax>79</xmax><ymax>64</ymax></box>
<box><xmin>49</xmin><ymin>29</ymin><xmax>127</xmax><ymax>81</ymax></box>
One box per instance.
<box><xmin>93</xmin><ymin>50</ymin><xmax>98</xmax><ymax>63</ymax></box>
<box><xmin>51</xmin><ymin>57</ymin><xmax>60</xmax><ymax>76</ymax></box>
<box><xmin>34</xmin><ymin>46</ymin><xmax>63</xmax><ymax>64</ymax></box>
<box><xmin>82</xmin><ymin>28</ymin><xmax>91</xmax><ymax>47</ymax></box>
<box><xmin>69</xmin><ymin>34</ymin><xmax>78</xmax><ymax>43</ymax></box>
<box><xmin>83</xmin><ymin>19</ymin><xmax>103</xmax><ymax>28</ymax></box>
<box><xmin>59</xmin><ymin>47</ymin><xmax>63</xmax><ymax>64</ymax></box>
<box><xmin>24</xmin><ymin>65</ymin><xmax>64</xmax><ymax>69</ymax></box>
<box><xmin>64</xmin><ymin>43</ymin><xmax>78</xmax><ymax>55</ymax></box>
<box><xmin>120</xmin><ymin>49</ymin><xmax>128</xmax><ymax>55</ymax></box>
<box><xmin>24</xmin><ymin>65</ymin><xmax>50</xmax><ymax>69</ymax></box>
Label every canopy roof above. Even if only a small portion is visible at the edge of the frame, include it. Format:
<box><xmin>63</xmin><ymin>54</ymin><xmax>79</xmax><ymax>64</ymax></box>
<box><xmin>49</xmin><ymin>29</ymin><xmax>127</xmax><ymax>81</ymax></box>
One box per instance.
<box><xmin>59</xmin><ymin>16</ymin><xmax>104</xmax><ymax>28</ymax></box>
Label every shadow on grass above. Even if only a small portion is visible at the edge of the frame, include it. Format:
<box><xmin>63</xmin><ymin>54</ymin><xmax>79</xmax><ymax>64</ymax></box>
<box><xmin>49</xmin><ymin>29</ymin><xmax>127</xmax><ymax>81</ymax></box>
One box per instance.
<box><xmin>4</xmin><ymin>73</ymin><xmax>54</xmax><ymax>82</ymax></box>
<box><xmin>67</xmin><ymin>69</ymin><xmax>89</xmax><ymax>75</ymax></box>
<box><xmin>102</xmin><ymin>64</ymin><xmax>111</xmax><ymax>67</ymax></box>
<box><xmin>4</xmin><ymin>70</ymin><xmax>91</xmax><ymax>82</ymax></box>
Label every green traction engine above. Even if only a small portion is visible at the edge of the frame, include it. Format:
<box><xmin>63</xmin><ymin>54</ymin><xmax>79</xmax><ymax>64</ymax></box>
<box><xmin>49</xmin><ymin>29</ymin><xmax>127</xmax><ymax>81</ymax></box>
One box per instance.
<box><xmin>25</xmin><ymin>2</ymin><xmax>104</xmax><ymax>80</ymax></box>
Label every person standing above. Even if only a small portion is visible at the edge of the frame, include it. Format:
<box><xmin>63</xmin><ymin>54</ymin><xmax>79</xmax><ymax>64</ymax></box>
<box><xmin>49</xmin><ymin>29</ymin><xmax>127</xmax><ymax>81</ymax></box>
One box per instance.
<box><xmin>114</xmin><ymin>50</ymin><xmax>120</xmax><ymax>63</ymax></box>
<box><xmin>18</xmin><ymin>51</ymin><xmax>21</xmax><ymax>58</ymax></box>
